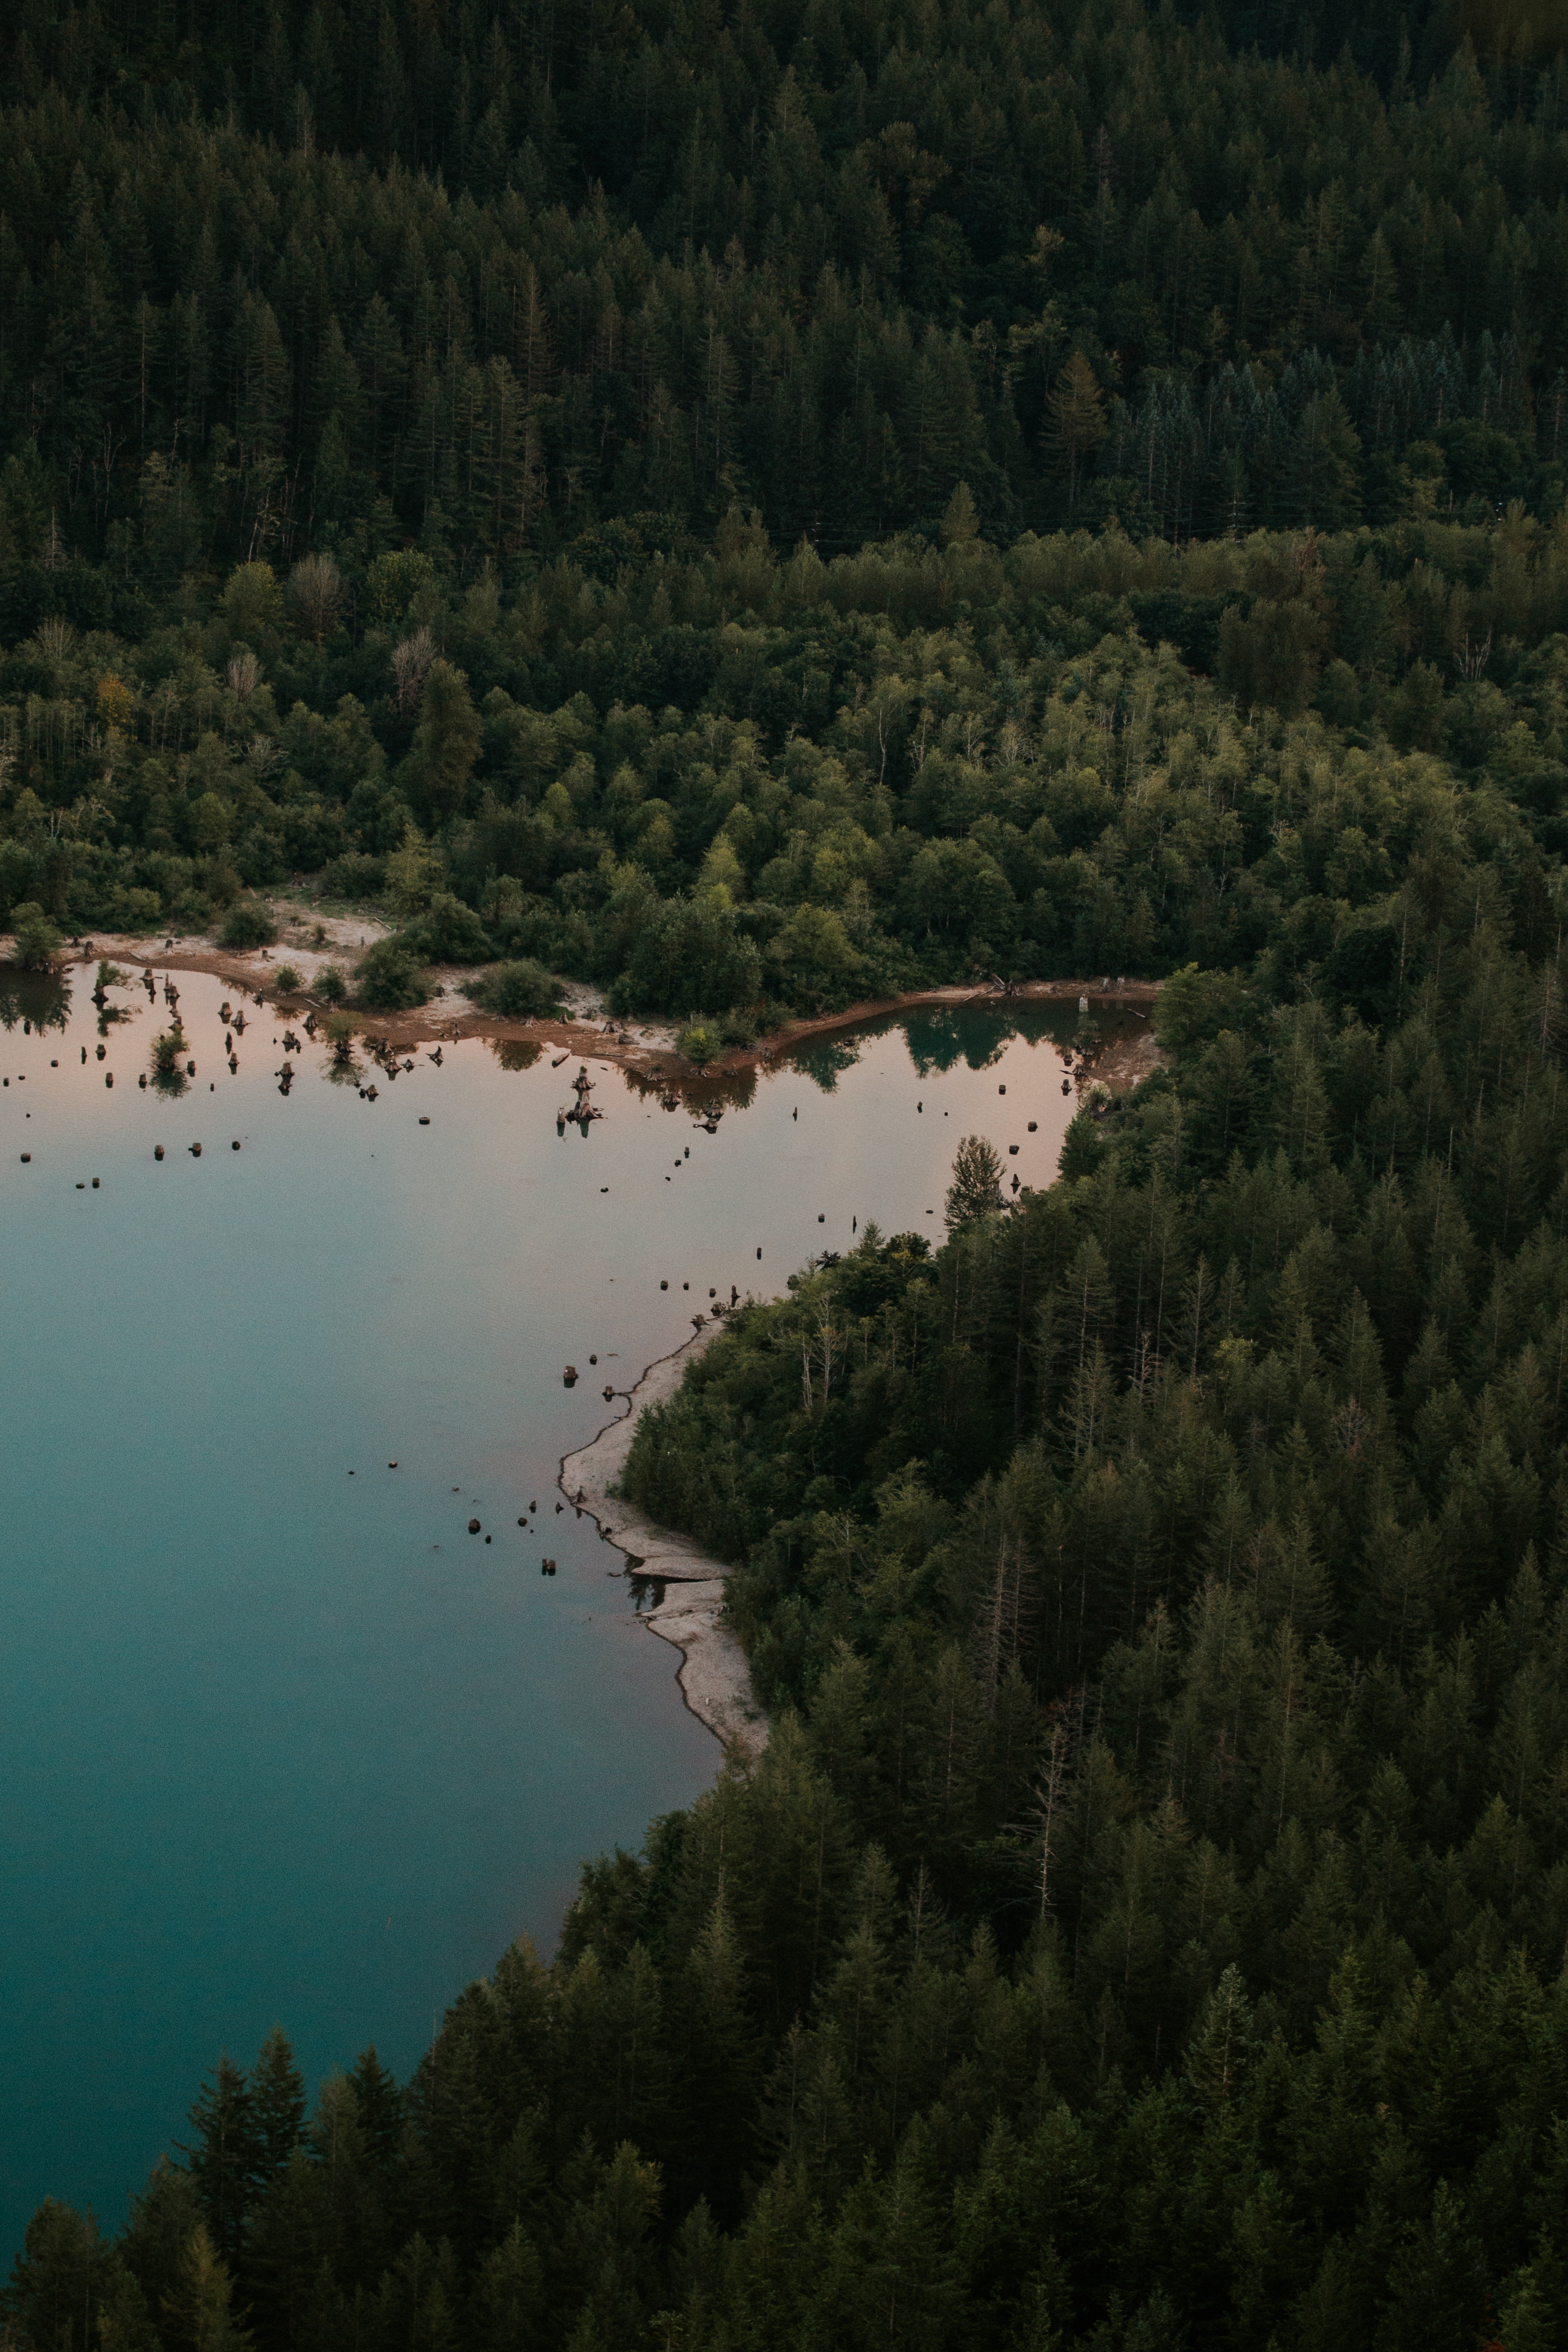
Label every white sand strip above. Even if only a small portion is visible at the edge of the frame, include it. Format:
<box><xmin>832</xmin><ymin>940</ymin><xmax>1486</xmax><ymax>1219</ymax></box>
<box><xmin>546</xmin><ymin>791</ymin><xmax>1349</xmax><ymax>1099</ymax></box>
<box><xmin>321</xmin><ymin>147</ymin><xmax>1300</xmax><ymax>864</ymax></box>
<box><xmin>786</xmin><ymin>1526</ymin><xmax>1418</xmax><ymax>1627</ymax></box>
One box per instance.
<box><xmin>560</xmin><ymin>1326</ymin><xmax>768</xmax><ymax>1758</ymax></box>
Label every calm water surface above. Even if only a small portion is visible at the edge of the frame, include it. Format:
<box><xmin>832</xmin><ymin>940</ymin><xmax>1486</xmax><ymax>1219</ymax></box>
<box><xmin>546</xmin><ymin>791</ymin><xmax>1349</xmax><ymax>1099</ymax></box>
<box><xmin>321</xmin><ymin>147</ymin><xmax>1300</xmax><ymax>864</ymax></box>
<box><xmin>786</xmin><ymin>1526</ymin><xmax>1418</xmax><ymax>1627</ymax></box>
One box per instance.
<box><xmin>0</xmin><ymin>964</ymin><xmax>1126</xmax><ymax>2255</ymax></box>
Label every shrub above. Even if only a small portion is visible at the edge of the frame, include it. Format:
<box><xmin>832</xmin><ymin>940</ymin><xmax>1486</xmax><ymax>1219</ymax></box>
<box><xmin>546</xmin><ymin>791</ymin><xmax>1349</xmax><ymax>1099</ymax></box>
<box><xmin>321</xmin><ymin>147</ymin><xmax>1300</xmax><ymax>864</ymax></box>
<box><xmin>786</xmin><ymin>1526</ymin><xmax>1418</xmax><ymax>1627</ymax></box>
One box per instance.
<box><xmin>678</xmin><ymin>1020</ymin><xmax>721</xmax><ymax>1066</ymax></box>
<box><xmin>221</xmin><ymin>899</ymin><xmax>277</xmax><ymax>949</ymax></box>
<box><xmin>107</xmin><ymin>887</ymin><xmax>162</xmax><ymax>931</ymax></box>
<box><xmin>318</xmin><ymin>851</ymin><xmax>386</xmax><ymax>900</ymax></box>
<box><xmin>316</xmin><ymin>964</ymin><xmax>347</xmax><ymax>1004</ymax></box>
<box><xmin>9</xmin><ymin>903</ymin><xmax>61</xmax><ymax>970</ymax></box>
<box><xmin>460</xmin><ymin>959</ymin><xmax>563</xmax><ymax>1018</ymax></box>
<box><xmin>272</xmin><ymin>964</ymin><xmax>303</xmax><ymax>992</ymax></box>
<box><xmin>399</xmin><ymin>890</ymin><xmax>493</xmax><ymax>964</ymax></box>
<box><xmin>355</xmin><ymin>939</ymin><xmax>430</xmax><ymax>1009</ymax></box>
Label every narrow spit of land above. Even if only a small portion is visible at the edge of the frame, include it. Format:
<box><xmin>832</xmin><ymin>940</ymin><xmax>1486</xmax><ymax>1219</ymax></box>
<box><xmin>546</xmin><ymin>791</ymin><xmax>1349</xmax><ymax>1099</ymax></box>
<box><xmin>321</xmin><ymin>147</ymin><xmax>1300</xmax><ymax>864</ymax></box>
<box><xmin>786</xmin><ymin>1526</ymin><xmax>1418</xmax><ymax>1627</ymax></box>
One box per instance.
<box><xmin>559</xmin><ymin>1329</ymin><xmax>768</xmax><ymax>1760</ymax></box>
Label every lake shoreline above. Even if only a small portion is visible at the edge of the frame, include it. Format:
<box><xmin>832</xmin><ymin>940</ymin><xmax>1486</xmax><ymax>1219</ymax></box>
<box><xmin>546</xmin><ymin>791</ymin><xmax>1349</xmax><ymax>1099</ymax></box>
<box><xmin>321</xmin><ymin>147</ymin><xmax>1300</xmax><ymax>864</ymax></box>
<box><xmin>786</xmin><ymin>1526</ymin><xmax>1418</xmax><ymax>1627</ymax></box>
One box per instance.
<box><xmin>45</xmin><ymin>929</ymin><xmax>1162</xmax><ymax>1100</ymax></box>
<box><xmin>558</xmin><ymin>1328</ymin><xmax>768</xmax><ymax>1760</ymax></box>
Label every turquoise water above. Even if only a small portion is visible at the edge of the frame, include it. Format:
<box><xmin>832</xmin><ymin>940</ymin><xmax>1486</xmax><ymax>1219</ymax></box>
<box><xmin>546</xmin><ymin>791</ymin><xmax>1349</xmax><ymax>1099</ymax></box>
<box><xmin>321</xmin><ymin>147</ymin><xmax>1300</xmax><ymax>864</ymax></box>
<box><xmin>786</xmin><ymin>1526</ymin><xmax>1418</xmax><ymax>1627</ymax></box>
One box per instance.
<box><xmin>0</xmin><ymin>964</ymin><xmax>1117</xmax><ymax>2256</ymax></box>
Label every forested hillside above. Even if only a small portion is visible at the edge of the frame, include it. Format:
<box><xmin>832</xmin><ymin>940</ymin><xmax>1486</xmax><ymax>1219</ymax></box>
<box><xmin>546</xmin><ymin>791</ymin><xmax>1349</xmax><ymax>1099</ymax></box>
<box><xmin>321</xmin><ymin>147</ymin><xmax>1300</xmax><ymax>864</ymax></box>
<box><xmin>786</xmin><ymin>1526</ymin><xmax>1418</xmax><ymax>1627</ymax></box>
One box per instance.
<box><xmin>11</xmin><ymin>0</ymin><xmax>1568</xmax><ymax>2346</ymax></box>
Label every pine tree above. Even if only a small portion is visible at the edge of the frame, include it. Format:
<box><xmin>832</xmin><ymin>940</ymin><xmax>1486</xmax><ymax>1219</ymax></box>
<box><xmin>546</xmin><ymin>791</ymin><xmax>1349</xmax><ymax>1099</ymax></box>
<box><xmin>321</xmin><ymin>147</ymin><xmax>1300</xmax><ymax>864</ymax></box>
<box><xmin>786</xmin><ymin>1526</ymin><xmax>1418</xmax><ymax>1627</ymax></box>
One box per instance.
<box><xmin>1045</xmin><ymin>355</ymin><xmax>1107</xmax><ymax>508</ymax></box>
<box><xmin>181</xmin><ymin>2055</ymin><xmax>258</xmax><ymax>2263</ymax></box>
<box><xmin>946</xmin><ymin>1135</ymin><xmax>1005</xmax><ymax>1230</ymax></box>
<box><xmin>401</xmin><ymin>662</ymin><xmax>481</xmax><ymax>826</ymax></box>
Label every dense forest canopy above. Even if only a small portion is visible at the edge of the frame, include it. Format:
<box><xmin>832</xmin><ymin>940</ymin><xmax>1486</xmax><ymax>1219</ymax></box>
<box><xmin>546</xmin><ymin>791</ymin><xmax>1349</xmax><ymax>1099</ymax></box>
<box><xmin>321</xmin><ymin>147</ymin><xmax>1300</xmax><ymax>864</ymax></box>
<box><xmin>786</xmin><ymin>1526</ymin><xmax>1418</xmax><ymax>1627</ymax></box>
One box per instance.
<box><xmin>12</xmin><ymin>0</ymin><xmax>1568</xmax><ymax>2346</ymax></box>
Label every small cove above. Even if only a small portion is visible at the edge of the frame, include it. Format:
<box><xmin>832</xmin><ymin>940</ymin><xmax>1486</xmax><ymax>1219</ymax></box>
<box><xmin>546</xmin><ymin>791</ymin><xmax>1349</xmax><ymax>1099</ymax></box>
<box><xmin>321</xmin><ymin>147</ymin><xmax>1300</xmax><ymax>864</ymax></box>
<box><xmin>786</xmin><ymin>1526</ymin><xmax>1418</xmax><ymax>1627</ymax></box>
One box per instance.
<box><xmin>0</xmin><ymin>963</ymin><xmax>1132</xmax><ymax>2259</ymax></box>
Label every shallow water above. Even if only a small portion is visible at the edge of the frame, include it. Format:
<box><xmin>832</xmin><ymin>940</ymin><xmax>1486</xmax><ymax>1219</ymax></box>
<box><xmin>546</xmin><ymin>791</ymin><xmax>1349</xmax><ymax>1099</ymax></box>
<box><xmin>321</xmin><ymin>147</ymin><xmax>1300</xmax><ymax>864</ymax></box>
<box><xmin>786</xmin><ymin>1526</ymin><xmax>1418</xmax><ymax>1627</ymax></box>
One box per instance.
<box><xmin>0</xmin><ymin>964</ymin><xmax>1127</xmax><ymax>2254</ymax></box>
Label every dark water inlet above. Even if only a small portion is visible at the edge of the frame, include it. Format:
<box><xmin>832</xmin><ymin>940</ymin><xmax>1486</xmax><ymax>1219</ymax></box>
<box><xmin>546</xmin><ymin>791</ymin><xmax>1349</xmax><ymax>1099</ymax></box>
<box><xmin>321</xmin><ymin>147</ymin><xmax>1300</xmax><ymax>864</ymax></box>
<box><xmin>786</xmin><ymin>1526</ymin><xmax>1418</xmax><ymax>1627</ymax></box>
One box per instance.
<box><xmin>0</xmin><ymin>963</ymin><xmax>1118</xmax><ymax>2259</ymax></box>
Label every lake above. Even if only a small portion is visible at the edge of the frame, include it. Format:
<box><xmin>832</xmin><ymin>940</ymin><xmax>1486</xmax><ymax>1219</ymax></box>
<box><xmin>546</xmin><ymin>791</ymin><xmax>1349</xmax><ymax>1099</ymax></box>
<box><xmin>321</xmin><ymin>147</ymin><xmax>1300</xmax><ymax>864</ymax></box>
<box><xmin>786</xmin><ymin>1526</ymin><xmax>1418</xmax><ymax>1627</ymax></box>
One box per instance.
<box><xmin>0</xmin><ymin>962</ymin><xmax>1127</xmax><ymax>2258</ymax></box>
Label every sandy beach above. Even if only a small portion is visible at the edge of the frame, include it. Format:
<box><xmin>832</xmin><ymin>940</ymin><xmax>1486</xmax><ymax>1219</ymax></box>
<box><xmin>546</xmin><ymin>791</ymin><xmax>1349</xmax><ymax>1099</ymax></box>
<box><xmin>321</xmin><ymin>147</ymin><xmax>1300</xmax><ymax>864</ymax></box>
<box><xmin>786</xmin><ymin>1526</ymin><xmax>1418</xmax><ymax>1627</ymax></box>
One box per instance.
<box><xmin>559</xmin><ymin>1328</ymin><xmax>769</xmax><ymax>1759</ymax></box>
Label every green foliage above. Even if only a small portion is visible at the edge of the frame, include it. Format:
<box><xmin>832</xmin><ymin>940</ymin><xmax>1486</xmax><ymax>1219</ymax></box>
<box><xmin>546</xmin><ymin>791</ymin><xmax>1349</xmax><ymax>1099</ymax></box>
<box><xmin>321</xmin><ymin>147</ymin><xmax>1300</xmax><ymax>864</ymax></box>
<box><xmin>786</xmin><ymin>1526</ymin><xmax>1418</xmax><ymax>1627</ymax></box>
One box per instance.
<box><xmin>271</xmin><ymin>963</ymin><xmax>302</xmax><ymax>993</ymax></box>
<box><xmin>19</xmin><ymin>3</ymin><xmax>1568</xmax><ymax>2343</ymax></box>
<box><xmin>316</xmin><ymin>965</ymin><xmax>347</xmax><ymax>1004</ymax></box>
<box><xmin>9</xmin><ymin>900</ymin><xmax>60</xmax><ymax>969</ymax></box>
<box><xmin>401</xmin><ymin>665</ymin><xmax>481</xmax><ymax>829</ymax></box>
<box><xmin>220</xmin><ymin>902</ymin><xmax>278</xmax><ymax>950</ymax></box>
<box><xmin>677</xmin><ymin>1021</ymin><xmax>720</xmax><ymax>1067</ymax></box>
<box><xmin>318</xmin><ymin>853</ymin><xmax>386</xmax><ymax>902</ymax></box>
<box><xmin>944</xmin><ymin>1134</ymin><xmax>1005</xmax><ymax>1230</ymax></box>
<box><xmin>355</xmin><ymin>940</ymin><xmax>430</xmax><ymax>1010</ymax></box>
<box><xmin>149</xmin><ymin>1027</ymin><xmax>187</xmax><ymax>1093</ymax></box>
<box><xmin>616</xmin><ymin>899</ymin><xmax>763</xmax><ymax>1018</ymax></box>
<box><xmin>460</xmin><ymin>960</ymin><xmax>563</xmax><ymax>1019</ymax></box>
<box><xmin>398</xmin><ymin>893</ymin><xmax>493</xmax><ymax>965</ymax></box>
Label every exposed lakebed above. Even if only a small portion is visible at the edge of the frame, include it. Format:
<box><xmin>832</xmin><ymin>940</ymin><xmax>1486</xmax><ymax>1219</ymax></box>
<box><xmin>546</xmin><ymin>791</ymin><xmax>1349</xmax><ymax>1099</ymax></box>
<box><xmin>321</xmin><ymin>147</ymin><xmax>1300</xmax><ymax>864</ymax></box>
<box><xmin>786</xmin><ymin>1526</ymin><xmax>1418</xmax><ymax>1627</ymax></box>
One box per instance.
<box><xmin>0</xmin><ymin>962</ymin><xmax>1135</xmax><ymax>2257</ymax></box>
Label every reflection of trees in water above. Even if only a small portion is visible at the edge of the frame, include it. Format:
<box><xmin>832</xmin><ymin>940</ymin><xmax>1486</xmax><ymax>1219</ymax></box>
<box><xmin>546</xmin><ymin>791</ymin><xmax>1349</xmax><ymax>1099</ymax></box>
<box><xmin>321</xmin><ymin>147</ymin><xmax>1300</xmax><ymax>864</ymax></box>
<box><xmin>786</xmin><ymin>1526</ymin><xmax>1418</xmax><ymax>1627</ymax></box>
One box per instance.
<box><xmin>0</xmin><ymin>972</ymin><xmax>72</xmax><ymax>1032</ymax></box>
<box><xmin>782</xmin><ymin>1035</ymin><xmax>862</xmax><ymax>1091</ymax></box>
<box><xmin>904</xmin><ymin>1004</ymin><xmax>1091</xmax><ymax>1076</ymax></box>
<box><xmin>903</xmin><ymin>1007</ymin><xmax>1003</xmax><ymax>1075</ymax></box>
<box><xmin>323</xmin><ymin>1052</ymin><xmax>362</xmax><ymax>1087</ymax></box>
<box><xmin>150</xmin><ymin>1027</ymin><xmax>189</xmax><ymax>1094</ymax></box>
<box><xmin>689</xmin><ymin>1062</ymin><xmax>758</xmax><ymax>1113</ymax></box>
<box><xmin>618</xmin><ymin>1057</ymin><xmax>759</xmax><ymax>1113</ymax></box>
<box><xmin>490</xmin><ymin>1038</ymin><xmax>542</xmax><ymax>1072</ymax></box>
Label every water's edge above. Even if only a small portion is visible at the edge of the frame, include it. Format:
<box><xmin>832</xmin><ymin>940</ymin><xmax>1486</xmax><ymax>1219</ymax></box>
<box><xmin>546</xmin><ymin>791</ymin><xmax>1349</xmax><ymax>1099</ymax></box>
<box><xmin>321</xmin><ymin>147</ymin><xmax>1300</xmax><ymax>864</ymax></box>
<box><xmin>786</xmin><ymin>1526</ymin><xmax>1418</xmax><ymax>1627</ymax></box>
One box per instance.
<box><xmin>559</xmin><ymin>1328</ymin><xmax>768</xmax><ymax>1758</ymax></box>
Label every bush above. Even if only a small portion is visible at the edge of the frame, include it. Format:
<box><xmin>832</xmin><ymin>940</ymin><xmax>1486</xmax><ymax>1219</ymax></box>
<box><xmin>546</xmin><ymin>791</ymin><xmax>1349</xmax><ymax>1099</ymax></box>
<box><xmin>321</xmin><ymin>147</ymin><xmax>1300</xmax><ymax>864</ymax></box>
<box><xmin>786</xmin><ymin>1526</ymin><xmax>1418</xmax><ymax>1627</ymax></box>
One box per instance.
<box><xmin>355</xmin><ymin>939</ymin><xmax>430</xmax><ymax>1009</ymax></box>
<box><xmin>399</xmin><ymin>890</ymin><xmax>493</xmax><ymax>964</ymax></box>
<box><xmin>317</xmin><ymin>964</ymin><xmax>347</xmax><ymax>1004</ymax></box>
<box><xmin>107</xmin><ymin>887</ymin><xmax>162</xmax><ymax>931</ymax></box>
<box><xmin>460</xmin><ymin>959</ymin><xmax>563</xmax><ymax>1018</ymax></box>
<box><xmin>489</xmin><ymin>893</ymin><xmax>572</xmax><ymax>967</ymax></box>
<box><xmin>678</xmin><ymin>1020</ymin><xmax>721</xmax><ymax>1066</ymax></box>
<box><xmin>318</xmin><ymin>851</ymin><xmax>386</xmax><ymax>900</ymax></box>
<box><xmin>221</xmin><ymin>899</ymin><xmax>278</xmax><ymax>949</ymax></box>
<box><xmin>9</xmin><ymin>902</ymin><xmax>61</xmax><ymax>970</ymax></box>
<box><xmin>272</xmin><ymin>963</ymin><xmax>303</xmax><ymax>992</ymax></box>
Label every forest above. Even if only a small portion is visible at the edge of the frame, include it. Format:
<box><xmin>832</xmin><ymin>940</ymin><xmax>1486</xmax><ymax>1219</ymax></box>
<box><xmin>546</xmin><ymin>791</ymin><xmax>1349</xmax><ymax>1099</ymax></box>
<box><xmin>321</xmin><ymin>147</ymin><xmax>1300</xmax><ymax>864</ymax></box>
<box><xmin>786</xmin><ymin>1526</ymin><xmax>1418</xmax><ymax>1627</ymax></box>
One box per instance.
<box><xmin>10</xmin><ymin>0</ymin><xmax>1568</xmax><ymax>2343</ymax></box>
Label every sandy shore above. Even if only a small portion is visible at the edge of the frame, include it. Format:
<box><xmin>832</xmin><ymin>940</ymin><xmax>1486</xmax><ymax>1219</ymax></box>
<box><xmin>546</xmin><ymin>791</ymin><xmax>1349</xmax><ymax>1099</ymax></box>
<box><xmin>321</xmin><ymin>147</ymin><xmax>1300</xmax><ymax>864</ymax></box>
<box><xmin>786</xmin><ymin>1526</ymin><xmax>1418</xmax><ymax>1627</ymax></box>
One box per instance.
<box><xmin>559</xmin><ymin>1327</ymin><xmax>768</xmax><ymax>1759</ymax></box>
